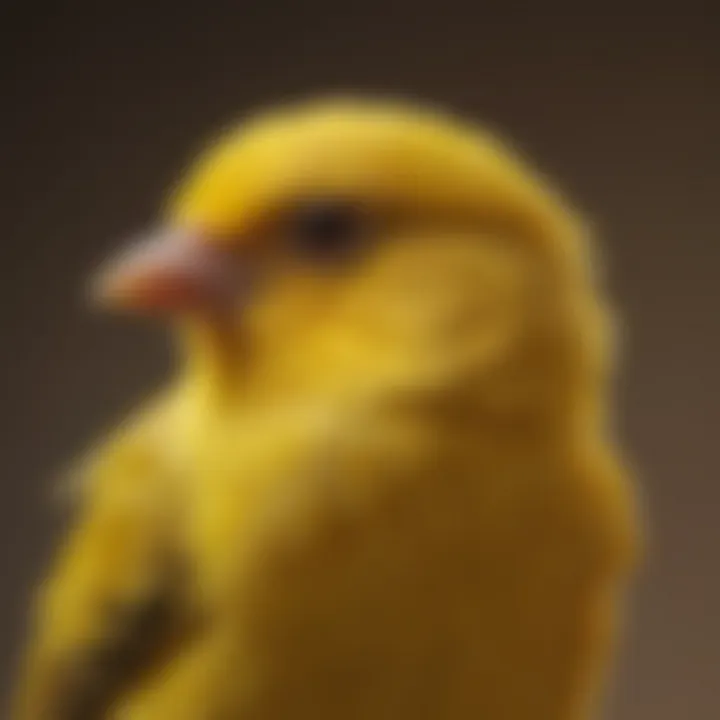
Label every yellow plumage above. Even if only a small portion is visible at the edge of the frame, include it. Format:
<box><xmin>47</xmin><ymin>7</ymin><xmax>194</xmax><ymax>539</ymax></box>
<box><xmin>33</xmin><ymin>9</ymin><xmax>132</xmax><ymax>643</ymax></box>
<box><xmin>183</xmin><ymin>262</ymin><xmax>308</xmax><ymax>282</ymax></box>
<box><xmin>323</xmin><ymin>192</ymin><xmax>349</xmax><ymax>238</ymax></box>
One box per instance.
<box><xmin>13</xmin><ymin>97</ymin><xmax>640</xmax><ymax>719</ymax></box>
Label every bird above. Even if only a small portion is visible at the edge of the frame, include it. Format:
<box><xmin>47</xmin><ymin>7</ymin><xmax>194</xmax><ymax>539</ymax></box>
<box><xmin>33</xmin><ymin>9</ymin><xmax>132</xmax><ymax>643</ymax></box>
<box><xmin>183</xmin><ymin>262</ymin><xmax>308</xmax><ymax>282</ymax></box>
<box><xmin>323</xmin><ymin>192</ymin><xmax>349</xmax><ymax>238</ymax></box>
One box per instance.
<box><xmin>12</xmin><ymin>96</ymin><xmax>641</xmax><ymax>720</ymax></box>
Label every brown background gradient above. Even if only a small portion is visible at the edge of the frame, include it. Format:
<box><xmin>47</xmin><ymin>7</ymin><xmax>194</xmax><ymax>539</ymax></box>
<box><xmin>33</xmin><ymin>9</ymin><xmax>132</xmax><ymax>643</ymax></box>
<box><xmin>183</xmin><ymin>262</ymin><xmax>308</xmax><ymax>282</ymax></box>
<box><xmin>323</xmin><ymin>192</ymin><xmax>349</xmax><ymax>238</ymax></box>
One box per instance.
<box><xmin>1</xmin><ymin>3</ymin><xmax>718</xmax><ymax>718</ymax></box>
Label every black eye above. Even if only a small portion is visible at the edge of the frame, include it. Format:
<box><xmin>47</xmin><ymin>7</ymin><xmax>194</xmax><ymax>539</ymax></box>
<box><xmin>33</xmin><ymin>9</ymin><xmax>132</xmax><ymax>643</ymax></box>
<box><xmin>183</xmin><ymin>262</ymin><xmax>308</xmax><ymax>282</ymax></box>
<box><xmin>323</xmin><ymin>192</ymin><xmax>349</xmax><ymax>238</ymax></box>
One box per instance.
<box><xmin>288</xmin><ymin>199</ymin><xmax>366</xmax><ymax>261</ymax></box>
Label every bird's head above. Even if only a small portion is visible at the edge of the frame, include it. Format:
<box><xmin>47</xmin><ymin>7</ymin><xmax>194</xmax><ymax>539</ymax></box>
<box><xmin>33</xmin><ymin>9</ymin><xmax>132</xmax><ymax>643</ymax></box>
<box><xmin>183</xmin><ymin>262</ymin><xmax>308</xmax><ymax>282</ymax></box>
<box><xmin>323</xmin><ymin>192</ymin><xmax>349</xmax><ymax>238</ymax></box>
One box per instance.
<box><xmin>94</xmin><ymin>97</ymin><xmax>611</xmax><ymax>422</ymax></box>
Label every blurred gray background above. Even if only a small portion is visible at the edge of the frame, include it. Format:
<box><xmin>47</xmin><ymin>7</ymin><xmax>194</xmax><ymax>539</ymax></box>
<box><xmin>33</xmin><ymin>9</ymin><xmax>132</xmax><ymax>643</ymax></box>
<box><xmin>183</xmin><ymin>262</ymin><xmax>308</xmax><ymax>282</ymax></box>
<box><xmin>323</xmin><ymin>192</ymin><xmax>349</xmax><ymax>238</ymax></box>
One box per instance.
<box><xmin>2</xmin><ymin>3</ymin><xmax>718</xmax><ymax>718</ymax></box>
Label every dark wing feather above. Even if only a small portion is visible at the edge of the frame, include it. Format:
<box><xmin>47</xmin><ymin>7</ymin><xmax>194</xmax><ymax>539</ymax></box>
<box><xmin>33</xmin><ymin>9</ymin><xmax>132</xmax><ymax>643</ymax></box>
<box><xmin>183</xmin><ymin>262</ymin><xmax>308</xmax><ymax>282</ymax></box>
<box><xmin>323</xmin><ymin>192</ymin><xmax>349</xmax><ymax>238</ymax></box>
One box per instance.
<box><xmin>12</xmin><ymin>401</ymin><xmax>196</xmax><ymax>720</ymax></box>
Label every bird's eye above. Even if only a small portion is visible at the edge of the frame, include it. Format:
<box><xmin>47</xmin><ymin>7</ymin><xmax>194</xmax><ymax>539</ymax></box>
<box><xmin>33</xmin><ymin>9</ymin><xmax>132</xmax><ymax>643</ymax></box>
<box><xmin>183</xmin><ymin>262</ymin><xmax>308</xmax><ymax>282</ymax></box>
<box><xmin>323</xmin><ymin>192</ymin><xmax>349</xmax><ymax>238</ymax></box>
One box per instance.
<box><xmin>288</xmin><ymin>199</ymin><xmax>367</xmax><ymax>262</ymax></box>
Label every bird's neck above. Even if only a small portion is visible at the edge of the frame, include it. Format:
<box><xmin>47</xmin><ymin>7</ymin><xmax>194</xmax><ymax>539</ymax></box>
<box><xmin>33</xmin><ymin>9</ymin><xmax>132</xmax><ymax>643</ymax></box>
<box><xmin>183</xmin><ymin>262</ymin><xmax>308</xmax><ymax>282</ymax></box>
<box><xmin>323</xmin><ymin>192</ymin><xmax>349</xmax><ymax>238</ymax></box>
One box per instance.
<box><xmin>174</xmin><ymin>319</ymin><xmax>248</xmax><ymax>406</ymax></box>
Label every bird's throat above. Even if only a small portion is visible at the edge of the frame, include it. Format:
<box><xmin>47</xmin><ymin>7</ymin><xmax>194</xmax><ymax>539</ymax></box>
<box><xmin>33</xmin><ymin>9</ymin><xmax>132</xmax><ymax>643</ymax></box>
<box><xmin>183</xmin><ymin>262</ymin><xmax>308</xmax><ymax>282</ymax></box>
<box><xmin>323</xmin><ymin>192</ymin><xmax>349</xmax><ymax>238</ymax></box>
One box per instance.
<box><xmin>176</xmin><ymin>318</ymin><xmax>250</xmax><ymax>403</ymax></box>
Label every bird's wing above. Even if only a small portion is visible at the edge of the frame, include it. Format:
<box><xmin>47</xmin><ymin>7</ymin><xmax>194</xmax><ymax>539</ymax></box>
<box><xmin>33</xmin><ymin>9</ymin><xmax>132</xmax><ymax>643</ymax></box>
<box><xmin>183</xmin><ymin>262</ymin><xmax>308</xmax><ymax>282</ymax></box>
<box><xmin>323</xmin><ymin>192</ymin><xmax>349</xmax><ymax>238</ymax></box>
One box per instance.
<box><xmin>12</xmin><ymin>397</ymin><xmax>196</xmax><ymax>720</ymax></box>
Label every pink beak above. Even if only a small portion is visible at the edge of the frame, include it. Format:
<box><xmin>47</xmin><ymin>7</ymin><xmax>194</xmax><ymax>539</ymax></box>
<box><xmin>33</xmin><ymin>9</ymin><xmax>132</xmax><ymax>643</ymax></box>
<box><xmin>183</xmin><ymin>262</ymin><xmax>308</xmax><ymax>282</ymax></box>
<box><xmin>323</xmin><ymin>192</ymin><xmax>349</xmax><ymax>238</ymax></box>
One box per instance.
<box><xmin>91</xmin><ymin>228</ymin><xmax>248</xmax><ymax>315</ymax></box>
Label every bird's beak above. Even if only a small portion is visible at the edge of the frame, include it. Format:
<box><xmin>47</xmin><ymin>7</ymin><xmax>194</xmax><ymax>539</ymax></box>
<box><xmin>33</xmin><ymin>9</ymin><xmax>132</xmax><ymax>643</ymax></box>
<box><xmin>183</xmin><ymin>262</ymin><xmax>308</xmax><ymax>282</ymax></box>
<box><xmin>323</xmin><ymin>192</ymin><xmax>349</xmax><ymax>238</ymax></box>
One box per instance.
<box><xmin>91</xmin><ymin>228</ymin><xmax>250</xmax><ymax>315</ymax></box>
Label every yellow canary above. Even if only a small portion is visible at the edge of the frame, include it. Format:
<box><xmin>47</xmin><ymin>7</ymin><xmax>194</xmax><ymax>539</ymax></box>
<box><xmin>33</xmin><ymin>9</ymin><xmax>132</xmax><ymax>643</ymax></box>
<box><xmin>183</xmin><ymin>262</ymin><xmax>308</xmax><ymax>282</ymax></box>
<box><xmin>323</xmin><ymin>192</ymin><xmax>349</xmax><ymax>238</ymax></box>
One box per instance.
<box><xmin>13</xmin><ymin>97</ymin><xmax>641</xmax><ymax>719</ymax></box>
